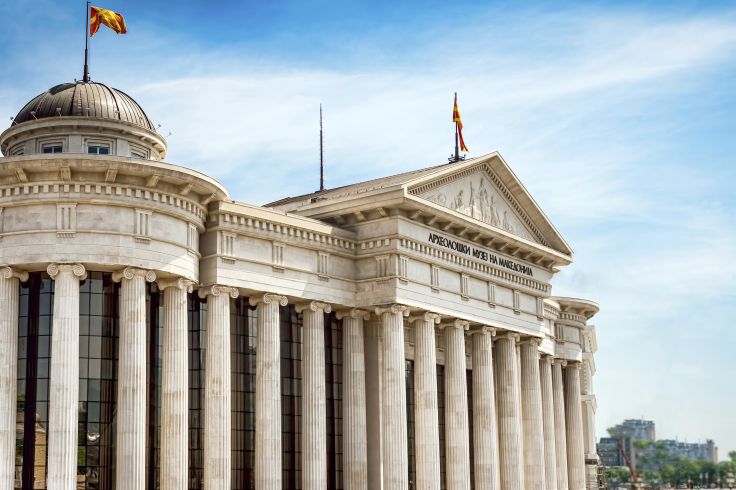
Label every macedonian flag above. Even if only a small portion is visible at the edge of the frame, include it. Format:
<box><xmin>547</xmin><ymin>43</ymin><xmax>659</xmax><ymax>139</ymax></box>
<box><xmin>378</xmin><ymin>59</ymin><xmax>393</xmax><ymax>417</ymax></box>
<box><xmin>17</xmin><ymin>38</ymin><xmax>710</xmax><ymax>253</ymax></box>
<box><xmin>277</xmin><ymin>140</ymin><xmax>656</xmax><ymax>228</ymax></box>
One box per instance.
<box><xmin>90</xmin><ymin>6</ymin><xmax>127</xmax><ymax>37</ymax></box>
<box><xmin>452</xmin><ymin>93</ymin><xmax>469</xmax><ymax>153</ymax></box>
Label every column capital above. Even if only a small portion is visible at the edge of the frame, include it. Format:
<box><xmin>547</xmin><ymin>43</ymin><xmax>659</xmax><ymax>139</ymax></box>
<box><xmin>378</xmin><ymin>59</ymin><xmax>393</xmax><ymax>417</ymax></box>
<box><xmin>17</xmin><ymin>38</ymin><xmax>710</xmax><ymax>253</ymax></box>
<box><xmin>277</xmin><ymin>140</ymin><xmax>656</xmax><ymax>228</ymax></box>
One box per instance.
<box><xmin>157</xmin><ymin>277</ymin><xmax>196</xmax><ymax>293</ymax></box>
<box><xmin>112</xmin><ymin>267</ymin><xmax>155</xmax><ymax>283</ymax></box>
<box><xmin>552</xmin><ymin>358</ymin><xmax>567</xmax><ymax>367</ymax></box>
<box><xmin>248</xmin><ymin>292</ymin><xmax>287</xmax><ymax>306</ymax></box>
<box><xmin>47</xmin><ymin>263</ymin><xmax>86</xmax><ymax>281</ymax></box>
<box><xmin>335</xmin><ymin>308</ymin><xmax>370</xmax><ymax>320</ymax></box>
<box><xmin>520</xmin><ymin>337</ymin><xmax>542</xmax><ymax>347</ymax></box>
<box><xmin>469</xmin><ymin>325</ymin><xmax>496</xmax><ymax>337</ymax></box>
<box><xmin>295</xmin><ymin>300</ymin><xmax>332</xmax><ymax>314</ymax></box>
<box><xmin>407</xmin><ymin>311</ymin><xmax>441</xmax><ymax>324</ymax></box>
<box><xmin>565</xmin><ymin>360</ymin><xmax>581</xmax><ymax>370</ymax></box>
<box><xmin>374</xmin><ymin>304</ymin><xmax>410</xmax><ymax>317</ymax></box>
<box><xmin>440</xmin><ymin>318</ymin><xmax>470</xmax><ymax>331</ymax></box>
<box><xmin>198</xmin><ymin>284</ymin><xmax>239</xmax><ymax>299</ymax></box>
<box><xmin>540</xmin><ymin>354</ymin><xmax>554</xmax><ymax>364</ymax></box>
<box><xmin>1</xmin><ymin>265</ymin><xmax>29</xmax><ymax>282</ymax></box>
<box><xmin>495</xmin><ymin>331</ymin><xmax>520</xmax><ymax>343</ymax></box>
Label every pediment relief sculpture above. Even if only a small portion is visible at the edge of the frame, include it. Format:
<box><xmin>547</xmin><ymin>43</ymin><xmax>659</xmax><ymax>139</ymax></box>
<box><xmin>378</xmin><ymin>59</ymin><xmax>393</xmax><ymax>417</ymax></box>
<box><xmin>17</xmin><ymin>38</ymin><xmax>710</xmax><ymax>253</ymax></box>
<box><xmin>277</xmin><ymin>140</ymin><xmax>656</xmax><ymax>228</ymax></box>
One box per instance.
<box><xmin>416</xmin><ymin>170</ymin><xmax>540</xmax><ymax>244</ymax></box>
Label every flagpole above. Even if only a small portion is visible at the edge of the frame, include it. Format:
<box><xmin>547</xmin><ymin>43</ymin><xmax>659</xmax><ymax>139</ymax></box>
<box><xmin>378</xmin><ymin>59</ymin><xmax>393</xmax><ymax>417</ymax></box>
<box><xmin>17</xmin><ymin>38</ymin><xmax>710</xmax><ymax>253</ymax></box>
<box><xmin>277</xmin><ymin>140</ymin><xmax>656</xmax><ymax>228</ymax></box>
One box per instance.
<box><xmin>454</xmin><ymin>92</ymin><xmax>460</xmax><ymax>162</ymax></box>
<box><xmin>83</xmin><ymin>1</ymin><xmax>90</xmax><ymax>82</ymax></box>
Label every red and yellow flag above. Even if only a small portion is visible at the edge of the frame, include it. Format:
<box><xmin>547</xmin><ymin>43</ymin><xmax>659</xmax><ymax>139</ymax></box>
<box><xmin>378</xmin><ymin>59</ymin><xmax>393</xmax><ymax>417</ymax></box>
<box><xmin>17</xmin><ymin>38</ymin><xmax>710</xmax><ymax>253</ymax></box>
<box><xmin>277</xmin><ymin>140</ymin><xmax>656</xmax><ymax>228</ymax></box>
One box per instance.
<box><xmin>90</xmin><ymin>6</ymin><xmax>127</xmax><ymax>37</ymax></box>
<box><xmin>452</xmin><ymin>93</ymin><xmax>469</xmax><ymax>152</ymax></box>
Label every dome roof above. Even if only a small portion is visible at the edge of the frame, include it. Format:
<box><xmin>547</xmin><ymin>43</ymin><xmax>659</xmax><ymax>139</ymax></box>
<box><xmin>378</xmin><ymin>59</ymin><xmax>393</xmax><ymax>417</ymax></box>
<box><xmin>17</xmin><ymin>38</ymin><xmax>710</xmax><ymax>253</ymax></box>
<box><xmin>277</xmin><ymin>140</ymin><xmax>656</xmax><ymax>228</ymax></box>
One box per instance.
<box><xmin>13</xmin><ymin>82</ymin><xmax>155</xmax><ymax>131</ymax></box>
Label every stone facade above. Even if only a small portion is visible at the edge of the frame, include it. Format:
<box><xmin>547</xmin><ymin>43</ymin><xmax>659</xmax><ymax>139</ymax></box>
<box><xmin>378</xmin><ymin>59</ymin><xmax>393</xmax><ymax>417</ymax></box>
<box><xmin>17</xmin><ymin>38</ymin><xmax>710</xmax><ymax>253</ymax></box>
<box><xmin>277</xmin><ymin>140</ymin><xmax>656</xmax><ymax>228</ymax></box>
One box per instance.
<box><xmin>0</xmin><ymin>81</ymin><xmax>601</xmax><ymax>489</ymax></box>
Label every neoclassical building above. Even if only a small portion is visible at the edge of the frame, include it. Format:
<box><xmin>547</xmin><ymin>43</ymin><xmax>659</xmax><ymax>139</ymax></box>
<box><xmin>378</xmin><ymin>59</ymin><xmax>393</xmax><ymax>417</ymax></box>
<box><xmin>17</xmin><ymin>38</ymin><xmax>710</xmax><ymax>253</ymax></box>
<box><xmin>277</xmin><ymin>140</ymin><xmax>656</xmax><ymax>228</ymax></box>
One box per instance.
<box><xmin>0</xmin><ymin>81</ymin><xmax>600</xmax><ymax>490</ymax></box>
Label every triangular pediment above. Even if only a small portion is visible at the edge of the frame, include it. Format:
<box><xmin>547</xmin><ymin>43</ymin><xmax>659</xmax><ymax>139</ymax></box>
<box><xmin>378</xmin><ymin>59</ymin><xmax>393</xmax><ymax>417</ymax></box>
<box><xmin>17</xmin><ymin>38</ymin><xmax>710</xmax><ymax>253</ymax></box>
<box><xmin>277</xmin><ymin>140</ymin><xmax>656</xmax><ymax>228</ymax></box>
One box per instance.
<box><xmin>412</xmin><ymin>166</ymin><xmax>542</xmax><ymax>244</ymax></box>
<box><xmin>405</xmin><ymin>153</ymin><xmax>572</xmax><ymax>256</ymax></box>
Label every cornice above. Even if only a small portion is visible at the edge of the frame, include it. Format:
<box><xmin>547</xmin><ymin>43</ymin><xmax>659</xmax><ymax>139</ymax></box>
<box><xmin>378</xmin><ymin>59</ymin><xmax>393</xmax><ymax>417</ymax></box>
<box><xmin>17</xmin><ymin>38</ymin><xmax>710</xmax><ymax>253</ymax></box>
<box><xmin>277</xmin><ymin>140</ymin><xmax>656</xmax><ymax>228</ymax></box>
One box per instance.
<box><xmin>398</xmin><ymin>236</ymin><xmax>550</xmax><ymax>293</ymax></box>
<box><xmin>0</xmin><ymin>180</ymin><xmax>207</xmax><ymax>222</ymax></box>
<box><xmin>212</xmin><ymin>209</ymin><xmax>356</xmax><ymax>254</ymax></box>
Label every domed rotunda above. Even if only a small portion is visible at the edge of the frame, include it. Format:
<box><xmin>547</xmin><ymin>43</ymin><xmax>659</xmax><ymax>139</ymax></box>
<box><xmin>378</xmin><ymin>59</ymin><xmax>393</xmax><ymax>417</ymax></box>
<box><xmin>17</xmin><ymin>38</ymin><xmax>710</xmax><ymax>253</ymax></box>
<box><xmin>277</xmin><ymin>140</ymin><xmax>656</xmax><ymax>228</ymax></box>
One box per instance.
<box><xmin>0</xmin><ymin>80</ymin><xmax>601</xmax><ymax>490</ymax></box>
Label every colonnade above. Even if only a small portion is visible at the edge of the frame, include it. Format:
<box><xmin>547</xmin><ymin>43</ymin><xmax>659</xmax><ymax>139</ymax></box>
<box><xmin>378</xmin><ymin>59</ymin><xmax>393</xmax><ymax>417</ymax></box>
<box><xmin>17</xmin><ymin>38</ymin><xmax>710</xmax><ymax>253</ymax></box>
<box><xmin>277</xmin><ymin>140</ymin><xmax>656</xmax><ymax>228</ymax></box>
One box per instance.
<box><xmin>0</xmin><ymin>267</ymin><xmax>590</xmax><ymax>490</ymax></box>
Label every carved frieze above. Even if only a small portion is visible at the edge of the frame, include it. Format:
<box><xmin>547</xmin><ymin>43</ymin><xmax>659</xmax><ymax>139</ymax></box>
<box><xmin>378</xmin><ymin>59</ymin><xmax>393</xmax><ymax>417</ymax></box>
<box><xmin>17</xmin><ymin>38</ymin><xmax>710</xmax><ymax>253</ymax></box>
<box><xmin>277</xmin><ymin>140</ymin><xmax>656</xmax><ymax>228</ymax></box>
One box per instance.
<box><xmin>414</xmin><ymin>166</ymin><xmax>542</xmax><ymax>244</ymax></box>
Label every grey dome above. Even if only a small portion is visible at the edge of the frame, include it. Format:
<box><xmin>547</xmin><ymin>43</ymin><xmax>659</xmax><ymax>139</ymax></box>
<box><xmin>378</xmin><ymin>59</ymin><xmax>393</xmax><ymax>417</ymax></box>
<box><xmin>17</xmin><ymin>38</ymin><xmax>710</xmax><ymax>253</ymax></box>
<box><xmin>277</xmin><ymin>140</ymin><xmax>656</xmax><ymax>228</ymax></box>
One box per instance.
<box><xmin>14</xmin><ymin>82</ymin><xmax>155</xmax><ymax>131</ymax></box>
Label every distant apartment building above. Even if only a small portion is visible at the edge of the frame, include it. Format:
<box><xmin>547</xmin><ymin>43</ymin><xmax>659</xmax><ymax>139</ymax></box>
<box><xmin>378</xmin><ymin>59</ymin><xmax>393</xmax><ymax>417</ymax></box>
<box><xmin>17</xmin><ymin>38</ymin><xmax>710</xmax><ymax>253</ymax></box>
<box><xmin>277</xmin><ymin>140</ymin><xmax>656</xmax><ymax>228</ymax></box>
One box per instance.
<box><xmin>598</xmin><ymin>419</ymin><xmax>718</xmax><ymax>469</ymax></box>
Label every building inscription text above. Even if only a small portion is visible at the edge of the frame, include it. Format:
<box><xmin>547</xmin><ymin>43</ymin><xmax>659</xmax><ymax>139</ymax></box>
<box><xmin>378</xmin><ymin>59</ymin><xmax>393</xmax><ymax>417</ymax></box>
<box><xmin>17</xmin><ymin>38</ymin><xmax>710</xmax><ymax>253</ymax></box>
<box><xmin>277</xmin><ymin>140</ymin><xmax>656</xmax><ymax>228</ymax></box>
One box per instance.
<box><xmin>428</xmin><ymin>232</ymin><xmax>534</xmax><ymax>277</ymax></box>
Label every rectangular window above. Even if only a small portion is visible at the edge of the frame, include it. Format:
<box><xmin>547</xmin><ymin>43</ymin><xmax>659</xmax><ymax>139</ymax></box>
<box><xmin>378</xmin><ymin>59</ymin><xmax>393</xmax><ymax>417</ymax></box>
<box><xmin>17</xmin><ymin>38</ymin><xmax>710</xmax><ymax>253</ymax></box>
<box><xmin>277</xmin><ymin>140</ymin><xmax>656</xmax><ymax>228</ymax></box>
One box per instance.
<box><xmin>431</xmin><ymin>265</ymin><xmax>440</xmax><ymax>292</ymax></box>
<box><xmin>88</xmin><ymin>146</ymin><xmax>110</xmax><ymax>155</ymax></box>
<box><xmin>406</xmin><ymin>360</ymin><xmax>415</xmax><ymax>487</ymax></box>
<box><xmin>131</xmin><ymin>151</ymin><xmax>145</xmax><ymax>159</ymax></box>
<box><xmin>42</xmin><ymin>145</ymin><xmax>63</xmax><ymax>154</ymax></box>
<box><xmin>231</xmin><ymin>298</ymin><xmax>256</xmax><ymax>489</ymax></box>
<box><xmin>437</xmin><ymin>365</ymin><xmax>446</xmax><ymax>490</ymax></box>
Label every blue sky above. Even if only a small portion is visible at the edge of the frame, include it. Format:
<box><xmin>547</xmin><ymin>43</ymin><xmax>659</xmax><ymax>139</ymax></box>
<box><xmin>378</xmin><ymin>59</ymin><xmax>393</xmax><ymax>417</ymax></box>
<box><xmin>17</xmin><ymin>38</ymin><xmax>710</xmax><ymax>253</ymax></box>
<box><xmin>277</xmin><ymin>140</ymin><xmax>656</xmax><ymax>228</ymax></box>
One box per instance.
<box><xmin>1</xmin><ymin>0</ymin><xmax>735</xmax><ymax>456</ymax></box>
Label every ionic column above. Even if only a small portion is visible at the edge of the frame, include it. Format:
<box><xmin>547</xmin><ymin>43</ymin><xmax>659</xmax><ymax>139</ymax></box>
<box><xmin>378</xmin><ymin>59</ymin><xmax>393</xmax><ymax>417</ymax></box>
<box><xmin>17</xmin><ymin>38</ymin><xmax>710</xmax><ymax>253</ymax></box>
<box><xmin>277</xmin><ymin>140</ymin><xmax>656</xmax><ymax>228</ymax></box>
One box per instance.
<box><xmin>46</xmin><ymin>263</ymin><xmax>86</xmax><ymax>490</ymax></box>
<box><xmin>540</xmin><ymin>356</ymin><xmax>558</xmax><ymax>490</ymax></box>
<box><xmin>409</xmin><ymin>312</ymin><xmax>441</xmax><ymax>490</ymax></box>
<box><xmin>552</xmin><ymin>360</ymin><xmax>569</xmax><ymax>490</ymax></box>
<box><xmin>375</xmin><ymin>304</ymin><xmax>410</xmax><ymax>489</ymax></box>
<box><xmin>520</xmin><ymin>339</ymin><xmax>546</xmax><ymax>490</ymax></box>
<box><xmin>0</xmin><ymin>267</ymin><xmax>28</xmax><ymax>490</ymax></box>
<box><xmin>443</xmin><ymin>319</ymin><xmax>471</xmax><ymax>490</ymax></box>
<box><xmin>494</xmin><ymin>332</ymin><xmax>523</xmax><ymax>490</ymax></box>
<box><xmin>297</xmin><ymin>301</ymin><xmax>332</xmax><ymax>490</ymax></box>
<box><xmin>337</xmin><ymin>309</ymin><xmax>370</xmax><ymax>490</ymax></box>
<box><xmin>158</xmin><ymin>278</ymin><xmax>195</xmax><ymax>490</ymax></box>
<box><xmin>250</xmin><ymin>293</ymin><xmax>288</xmax><ymax>490</ymax></box>
<box><xmin>199</xmin><ymin>285</ymin><xmax>239</xmax><ymax>490</ymax></box>
<box><xmin>565</xmin><ymin>362</ymin><xmax>586</xmax><ymax>490</ymax></box>
<box><xmin>113</xmin><ymin>267</ymin><xmax>156</xmax><ymax>490</ymax></box>
<box><xmin>471</xmin><ymin>327</ymin><xmax>500</xmax><ymax>490</ymax></box>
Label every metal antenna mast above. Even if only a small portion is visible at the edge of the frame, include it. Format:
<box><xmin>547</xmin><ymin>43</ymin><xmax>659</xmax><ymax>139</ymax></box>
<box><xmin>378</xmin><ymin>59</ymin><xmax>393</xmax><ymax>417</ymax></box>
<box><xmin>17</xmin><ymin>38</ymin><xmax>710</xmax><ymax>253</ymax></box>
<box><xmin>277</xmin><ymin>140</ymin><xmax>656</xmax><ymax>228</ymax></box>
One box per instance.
<box><xmin>319</xmin><ymin>104</ymin><xmax>325</xmax><ymax>191</ymax></box>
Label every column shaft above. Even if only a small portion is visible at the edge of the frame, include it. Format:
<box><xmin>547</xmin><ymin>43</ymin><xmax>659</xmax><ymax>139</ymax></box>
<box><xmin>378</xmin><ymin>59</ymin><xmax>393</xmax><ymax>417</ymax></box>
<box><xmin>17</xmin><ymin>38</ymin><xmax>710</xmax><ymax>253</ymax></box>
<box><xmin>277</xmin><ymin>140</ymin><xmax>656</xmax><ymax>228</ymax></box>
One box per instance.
<box><xmin>521</xmin><ymin>340</ymin><xmax>546</xmax><ymax>490</ymax></box>
<box><xmin>565</xmin><ymin>363</ymin><xmax>586</xmax><ymax>490</ymax></box>
<box><xmin>471</xmin><ymin>329</ymin><xmax>500</xmax><ymax>490</ymax></box>
<box><xmin>160</xmin><ymin>280</ymin><xmax>192</xmax><ymax>490</ymax></box>
<box><xmin>494</xmin><ymin>334</ymin><xmax>523</xmax><ymax>490</ymax></box>
<box><xmin>413</xmin><ymin>315</ymin><xmax>441</xmax><ymax>490</ymax></box>
<box><xmin>445</xmin><ymin>321</ymin><xmax>470</xmax><ymax>490</ymax></box>
<box><xmin>300</xmin><ymin>302</ymin><xmax>330</xmax><ymax>489</ymax></box>
<box><xmin>552</xmin><ymin>361</ymin><xmax>569</xmax><ymax>490</ymax></box>
<box><xmin>46</xmin><ymin>264</ymin><xmax>85</xmax><ymax>490</ymax></box>
<box><xmin>378</xmin><ymin>305</ymin><xmax>409</xmax><ymax>489</ymax></box>
<box><xmin>202</xmin><ymin>286</ymin><xmax>237</xmax><ymax>489</ymax></box>
<box><xmin>115</xmin><ymin>268</ymin><xmax>153</xmax><ymax>490</ymax></box>
<box><xmin>341</xmin><ymin>310</ymin><xmax>369</xmax><ymax>490</ymax></box>
<box><xmin>540</xmin><ymin>357</ymin><xmax>558</xmax><ymax>490</ymax></box>
<box><xmin>253</xmin><ymin>294</ymin><xmax>286</xmax><ymax>490</ymax></box>
<box><xmin>0</xmin><ymin>268</ymin><xmax>25</xmax><ymax>490</ymax></box>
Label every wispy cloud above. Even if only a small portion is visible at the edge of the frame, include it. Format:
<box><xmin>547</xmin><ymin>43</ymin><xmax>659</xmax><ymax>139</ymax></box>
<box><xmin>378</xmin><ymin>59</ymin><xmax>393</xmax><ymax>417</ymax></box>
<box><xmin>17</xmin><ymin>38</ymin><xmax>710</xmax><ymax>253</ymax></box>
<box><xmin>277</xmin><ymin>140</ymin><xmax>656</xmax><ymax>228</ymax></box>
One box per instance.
<box><xmin>2</xmin><ymin>3</ymin><xmax>736</xmax><ymax>454</ymax></box>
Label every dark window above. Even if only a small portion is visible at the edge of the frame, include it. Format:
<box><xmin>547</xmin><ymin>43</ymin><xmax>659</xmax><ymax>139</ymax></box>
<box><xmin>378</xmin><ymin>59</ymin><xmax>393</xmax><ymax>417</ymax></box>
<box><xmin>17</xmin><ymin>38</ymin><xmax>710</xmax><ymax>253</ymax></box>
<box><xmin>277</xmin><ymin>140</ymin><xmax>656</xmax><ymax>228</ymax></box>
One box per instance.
<box><xmin>16</xmin><ymin>273</ymin><xmax>53</xmax><ymax>490</ymax></box>
<box><xmin>325</xmin><ymin>313</ymin><xmax>343</xmax><ymax>490</ymax></box>
<box><xmin>42</xmin><ymin>146</ymin><xmax>62</xmax><ymax>154</ymax></box>
<box><xmin>188</xmin><ymin>294</ymin><xmax>207</xmax><ymax>489</ymax></box>
<box><xmin>146</xmin><ymin>285</ymin><xmax>163</xmax><ymax>489</ymax></box>
<box><xmin>77</xmin><ymin>272</ymin><xmax>119</xmax><ymax>489</ymax></box>
<box><xmin>281</xmin><ymin>305</ymin><xmax>302</xmax><ymax>489</ymax></box>
<box><xmin>467</xmin><ymin>369</ymin><xmax>474</xmax><ymax>490</ymax></box>
<box><xmin>406</xmin><ymin>360</ymin><xmax>415</xmax><ymax>489</ymax></box>
<box><xmin>437</xmin><ymin>365</ymin><xmax>446</xmax><ymax>490</ymax></box>
<box><xmin>131</xmin><ymin>151</ymin><xmax>146</xmax><ymax>159</ymax></box>
<box><xmin>87</xmin><ymin>146</ymin><xmax>110</xmax><ymax>155</ymax></box>
<box><xmin>231</xmin><ymin>298</ymin><xmax>256</xmax><ymax>489</ymax></box>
